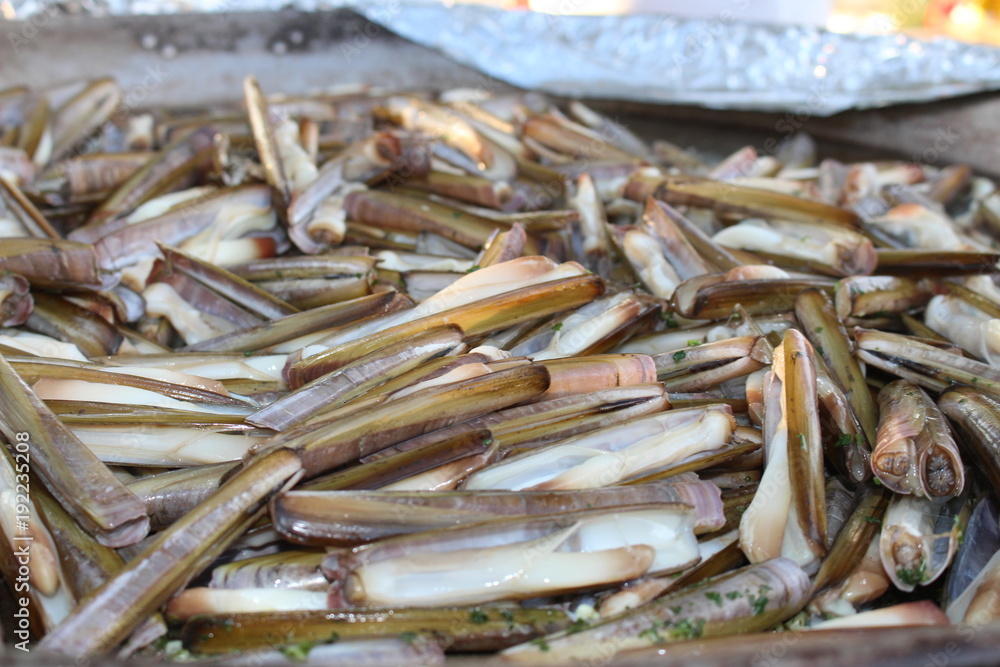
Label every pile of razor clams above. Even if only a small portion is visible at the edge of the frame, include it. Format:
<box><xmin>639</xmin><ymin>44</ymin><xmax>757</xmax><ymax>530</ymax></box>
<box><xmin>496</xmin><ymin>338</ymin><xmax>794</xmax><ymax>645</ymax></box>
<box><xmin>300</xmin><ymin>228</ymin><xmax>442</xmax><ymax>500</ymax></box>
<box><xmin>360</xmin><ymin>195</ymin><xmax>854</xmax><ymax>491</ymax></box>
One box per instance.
<box><xmin>0</xmin><ymin>76</ymin><xmax>999</xmax><ymax>665</ymax></box>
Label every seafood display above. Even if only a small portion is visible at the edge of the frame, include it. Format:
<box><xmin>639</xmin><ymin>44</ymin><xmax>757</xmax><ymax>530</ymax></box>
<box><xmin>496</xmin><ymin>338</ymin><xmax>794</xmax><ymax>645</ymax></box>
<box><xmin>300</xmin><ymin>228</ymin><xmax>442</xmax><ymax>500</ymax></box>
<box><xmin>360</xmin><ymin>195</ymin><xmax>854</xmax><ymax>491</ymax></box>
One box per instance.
<box><xmin>0</xmin><ymin>74</ymin><xmax>998</xmax><ymax>666</ymax></box>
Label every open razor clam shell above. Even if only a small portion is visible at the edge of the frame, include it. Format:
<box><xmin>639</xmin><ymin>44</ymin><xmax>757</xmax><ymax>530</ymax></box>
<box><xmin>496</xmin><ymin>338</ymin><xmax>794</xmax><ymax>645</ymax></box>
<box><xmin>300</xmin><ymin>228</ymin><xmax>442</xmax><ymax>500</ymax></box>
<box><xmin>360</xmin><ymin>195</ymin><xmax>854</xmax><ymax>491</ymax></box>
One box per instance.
<box><xmin>327</xmin><ymin>505</ymin><xmax>700</xmax><ymax>607</ymax></box>
<box><xmin>879</xmin><ymin>493</ymin><xmax>964</xmax><ymax>593</ymax></box>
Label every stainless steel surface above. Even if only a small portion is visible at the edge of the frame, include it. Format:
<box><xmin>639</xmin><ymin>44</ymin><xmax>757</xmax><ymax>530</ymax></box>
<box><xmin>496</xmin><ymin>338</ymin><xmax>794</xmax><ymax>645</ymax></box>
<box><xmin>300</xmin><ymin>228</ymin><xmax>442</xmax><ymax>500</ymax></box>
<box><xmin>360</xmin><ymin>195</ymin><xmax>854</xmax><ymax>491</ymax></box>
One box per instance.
<box><xmin>0</xmin><ymin>9</ymin><xmax>504</xmax><ymax>107</ymax></box>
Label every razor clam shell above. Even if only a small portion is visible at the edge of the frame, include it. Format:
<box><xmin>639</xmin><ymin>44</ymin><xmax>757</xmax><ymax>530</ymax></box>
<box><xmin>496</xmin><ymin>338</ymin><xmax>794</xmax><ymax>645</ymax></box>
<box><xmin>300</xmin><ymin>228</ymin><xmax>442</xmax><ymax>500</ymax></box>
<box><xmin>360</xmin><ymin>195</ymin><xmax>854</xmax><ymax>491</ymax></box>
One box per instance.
<box><xmin>272</xmin><ymin>480</ymin><xmax>723</xmax><ymax>546</ymax></box>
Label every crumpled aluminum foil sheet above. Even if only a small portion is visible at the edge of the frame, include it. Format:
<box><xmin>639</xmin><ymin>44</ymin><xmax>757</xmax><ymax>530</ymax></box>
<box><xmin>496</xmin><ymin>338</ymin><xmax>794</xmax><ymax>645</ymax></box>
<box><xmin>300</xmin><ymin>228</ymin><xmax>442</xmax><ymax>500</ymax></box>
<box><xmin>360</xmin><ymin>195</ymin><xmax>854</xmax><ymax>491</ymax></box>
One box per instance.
<box><xmin>359</xmin><ymin>3</ymin><xmax>1000</xmax><ymax>115</ymax></box>
<box><xmin>9</xmin><ymin>0</ymin><xmax>1000</xmax><ymax>115</ymax></box>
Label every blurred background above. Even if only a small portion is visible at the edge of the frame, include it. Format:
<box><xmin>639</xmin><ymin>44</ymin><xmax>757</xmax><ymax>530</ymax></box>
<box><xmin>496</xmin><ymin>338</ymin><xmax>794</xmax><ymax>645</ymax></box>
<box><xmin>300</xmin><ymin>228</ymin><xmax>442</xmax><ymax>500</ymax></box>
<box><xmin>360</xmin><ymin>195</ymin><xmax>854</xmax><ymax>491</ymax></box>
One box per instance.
<box><xmin>4</xmin><ymin>0</ymin><xmax>1000</xmax><ymax>44</ymax></box>
<box><xmin>457</xmin><ymin>0</ymin><xmax>1000</xmax><ymax>44</ymax></box>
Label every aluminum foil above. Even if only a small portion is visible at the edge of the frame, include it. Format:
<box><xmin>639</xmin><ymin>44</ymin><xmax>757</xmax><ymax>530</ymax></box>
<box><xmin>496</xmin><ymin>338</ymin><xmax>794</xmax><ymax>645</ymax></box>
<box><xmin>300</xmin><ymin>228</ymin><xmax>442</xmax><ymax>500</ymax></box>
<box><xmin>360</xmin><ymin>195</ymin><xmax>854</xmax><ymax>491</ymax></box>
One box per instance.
<box><xmin>359</xmin><ymin>3</ymin><xmax>1000</xmax><ymax>115</ymax></box>
<box><xmin>9</xmin><ymin>1</ymin><xmax>1000</xmax><ymax>115</ymax></box>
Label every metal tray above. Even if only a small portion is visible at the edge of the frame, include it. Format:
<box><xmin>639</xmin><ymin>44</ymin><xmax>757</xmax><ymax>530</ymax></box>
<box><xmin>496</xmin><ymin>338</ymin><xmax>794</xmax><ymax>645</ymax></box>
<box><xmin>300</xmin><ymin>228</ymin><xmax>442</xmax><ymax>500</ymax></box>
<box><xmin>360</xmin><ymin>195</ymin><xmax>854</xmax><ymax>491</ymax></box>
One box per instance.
<box><xmin>1</xmin><ymin>7</ymin><xmax>999</xmax><ymax>666</ymax></box>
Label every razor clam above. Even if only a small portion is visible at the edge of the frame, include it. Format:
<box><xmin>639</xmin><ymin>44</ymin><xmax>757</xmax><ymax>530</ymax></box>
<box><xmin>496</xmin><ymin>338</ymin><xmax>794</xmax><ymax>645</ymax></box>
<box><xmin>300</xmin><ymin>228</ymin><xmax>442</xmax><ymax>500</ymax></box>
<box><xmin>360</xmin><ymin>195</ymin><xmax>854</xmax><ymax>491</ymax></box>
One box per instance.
<box><xmin>615</xmin><ymin>224</ymin><xmax>682</xmax><ymax>299</ymax></box>
<box><xmin>739</xmin><ymin>329</ymin><xmax>827</xmax><ymax>573</ymax></box>
<box><xmin>815</xmin><ymin>372</ymin><xmax>870</xmax><ymax>483</ymax></box>
<box><xmin>69</xmin><ymin>425</ymin><xmax>263</xmax><ymax>466</ymax></box>
<box><xmin>874</xmin><ymin>248</ymin><xmax>1000</xmax><ymax>276</ymax></box>
<box><xmin>303</xmin><ymin>256</ymin><xmax>583</xmax><ymax>350</ymax></box>
<box><xmin>167</xmin><ymin>587</ymin><xmax>329</xmax><ymax>620</ymax></box>
<box><xmin>476</xmin><ymin>223</ymin><xmax>527</xmax><ymax>267</ymax></box>
<box><xmin>880</xmin><ymin>493</ymin><xmax>963</xmax><ymax>593</ymax></box>
<box><xmin>287</xmin><ymin>273</ymin><xmax>602</xmax><ymax>385</ymax></box>
<box><xmin>0</xmin><ymin>238</ymin><xmax>117</xmax><ymax>291</ymax></box>
<box><xmin>795</xmin><ymin>288</ymin><xmax>877</xmax><ymax>453</ymax></box>
<box><xmin>157</xmin><ymin>243</ymin><xmax>297</xmax><ymax>320</ymax></box>
<box><xmin>509</xmin><ymin>291</ymin><xmax>648</xmax><ymax>361</ymax></box>
<box><xmin>612</xmin><ymin>624</ymin><xmax>1000</xmax><ymax>667</ymax></box>
<box><xmin>652</xmin><ymin>335</ymin><xmax>770</xmax><ymax>392</ymax></box>
<box><xmin>872</xmin><ymin>380</ymin><xmax>964</xmax><ymax>497</ymax></box>
<box><xmin>596</xmin><ymin>531</ymin><xmax>744</xmax><ymax>618</ymax></box>
<box><xmin>672</xmin><ymin>274</ymin><xmax>835</xmax><ymax>320</ymax></box>
<box><xmin>206</xmin><ymin>636</ymin><xmax>446</xmax><ymax>667</ymax></box>
<box><xmin>627</xmin><ymin>172</ymin><xmax>861</xmax><ymax>229</ymax></box>
<box><xmin>713</xmin><ymin>218</ymin><xmax>876</xmax><ymax>277</ymax></box>
<box><xmin>93</xmin><ymin>184</ymin><xmax>275</xmax><ymax>272</ymax></box>
<box><xmin>0</xmin><ymin>486</ymin><xmax>76</xmax><ymax>636</ymax></box>
<box><xmin>945</xmin><ymin>496</ymin><xmax>1000</xmax><ymax>612</ymax></box>
<box><xmin>855</xmin><ymin>328</ymin><xmax>1000</xmax><ymax>399</ymax></box>
<box><xmin>948</xmin><ymin>545</ymin><xmax>1000</xmax><ymax>627</ymax></box>
<box><xmin>324</xmin><ymin>505</ymin><xmax>700</xmax><ymax>607</ymax></box>
<box><xmin>38</xmin><ymin>448</ymin><xmax>302</xmax><ymax>658</ymax></box>
<box><xmin>209</xmin><ymin>550</ymin><xmax>327</xmax><ymax>592</ymax></box>
<box><xmin>939</xmin><ymin>387</ymin><xmax>1000</xmax><ymax>491</ymax></box>
<box><xmin>835</xmin><ymin>275</ymin><xmax>934</xmax><ymax>320</ymax></box>
<box><xmin>463</xmin><ymin>405</ymin><xmax>734</xmax><ymax>491</ymax></box>
<box><xmin>0</xmin><ymin>272</ymin><xmax>32</xmax><ymax>326</ymax></box>
<box><xmin>494</xmin><ymin>558</ymin><xmax>810</xmax><ymax>665</ymax></box>
<box><xmin>812</xmin><ymin>528</ymin><xmax>891</xmax><ymax>618</ymax></box>
<box><xmin>180</xmin><ymin>290</ymin><xmax>398</xmax><ymax>354</ymax></box>
<box><xmin>0</xmin><ymin>353</ymin><xmax>149</xmax><ymax>548</ymax></box>
<box><xmin>808</xmin><ymin>600</ymin><xmax>949</xmax><ymax>630</ymax></box>
<box><xmin>50</xmin><ymin>78</ymin><xmax>121</xmax><ymax>163</ymax></box>
<box><xmin>126</xmin><ymin>462</ymin><xmax>237</xmax><ymax>529</ymax></box>
<box><xmin>0</xmin><ymin>174</ymin><xmax>60</xmax><ymax>239</ymax></box>
<box><xmin>868</xmin><ymin>203</ymin><xmax>984</xmax><ymax>250</ymax></box>
<box><xmin>810</xmin><ymin>483</ymin><xmax>890</xmax><ymax>603</ymax></box>
<box><xmin>76</xmin><ymin>126</ymin><xmax>217</xmax><ymax>242</ymax></box>
<box><xmin>272</xmin><ymin>480</ymin><xmax>723</xmax><ymax>546</ymax></box>
<box><xmin>249</xmin><ymin>324</ymin><xmax>462</xmax><ymax>430</ymax></box>
<box><xmin>368</xmin><ymin>381</ymin><xmax>667</xmax><ymax>461</ymax></box>
<box><xmin>298</xmin><ymin>429</ymin><xmax>497</xmax><ymax>495</ymax></box>
<box><xmin>183</xmin><ymin>606</ymin><xmax>570</xmax><ymax>655</ymax></box>
<box><xmin>263</xmin><ymin>364</ymin><xmax>550</xmax><ymax>478</ymax></box>
<box><xmin>925</xmin><ymin>293</ymin><xmax>1000</xmax><ymax>364</ymax></box>
<box><xmin>32</xmin><ymin>483</ymin><xmax>167</xmax><ymax>655</ymax></box>
<box><xmin>381</xmin><ymin>437</ymin><xmax>501</xmax><ymax>491</ymax></box>
<box><xmin>0</xmin><ymin>445</ymin><xmax>60</xmax><ymax>596</ymax></box>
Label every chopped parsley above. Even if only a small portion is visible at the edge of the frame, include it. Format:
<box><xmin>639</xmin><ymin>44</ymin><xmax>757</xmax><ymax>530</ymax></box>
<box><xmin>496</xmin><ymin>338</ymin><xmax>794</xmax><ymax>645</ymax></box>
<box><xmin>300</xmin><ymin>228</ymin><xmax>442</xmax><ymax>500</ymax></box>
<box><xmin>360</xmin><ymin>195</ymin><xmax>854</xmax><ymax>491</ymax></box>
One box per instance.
<box><xmin>638</xmin><ymin>623</ymin><xmax>665</xmax><ymax>643</ymax></box>
<box><xmin>470</xmin><ymin>610</ymin><xmax>489</xmax><ymax>624</ymax></box>
<box><xmin>279</xmin><ymin>640</ymin><xmax>317</xmax><ymax>662</ymax></box>
<box><xmin>896</xmin><ymin>562</ymin><xmax>927</xmax><ymax>586</ymax></box>
<box><xmin>531</xmin><ymin>636</ymin><xmax>551</xmax><ymax>652</ymax></box>
<box><xmin>669</xmin><ymin>618</ymin><xmax>706</xmax><ymax>640</ymax></box>
<box><xmin>672</xmin><ymin>350</ymin><xmax>687</xmax><ymax>363</ymax></box>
